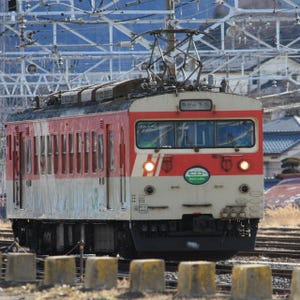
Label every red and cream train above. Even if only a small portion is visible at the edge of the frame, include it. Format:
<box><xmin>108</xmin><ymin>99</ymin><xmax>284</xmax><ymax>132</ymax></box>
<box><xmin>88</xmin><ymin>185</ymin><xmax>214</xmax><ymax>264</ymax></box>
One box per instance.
<box><xmin>5</xmin><ymin>30</ymin><xmax>264</xmax><ymax>259</ymax></box>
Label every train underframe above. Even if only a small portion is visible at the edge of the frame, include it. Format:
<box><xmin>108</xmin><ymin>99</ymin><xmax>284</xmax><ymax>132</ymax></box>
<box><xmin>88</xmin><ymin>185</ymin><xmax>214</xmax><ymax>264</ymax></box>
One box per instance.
<box><xmin>11</xmin><ymin>214</ymin><xmax>259</xmax><ymax>260</ymax></box>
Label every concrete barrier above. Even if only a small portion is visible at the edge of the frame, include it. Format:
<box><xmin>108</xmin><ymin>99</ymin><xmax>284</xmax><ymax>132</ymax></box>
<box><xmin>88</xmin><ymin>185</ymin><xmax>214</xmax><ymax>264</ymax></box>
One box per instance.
<box><xmin>290</xmin><ymin>267</ymin><xmax>300</xmax><ymax>300</ymax></box>
<box><xmin>5</xmin><ymin>253</ymin><xmax>36</xmax><ymax>282</ymax></box>
<box><xmin>84</xmin><ymin>256</ymin><xmax>118</xmax><ymax>289</ymax></box>
<box><xmin>129</xmin><ymin>259</ymin><xmax>165</xmax><ymax>293</ymax></box>
<box><xmin>44</xmin><ymin>255</ymin><xmax>76</xmax><ymax>286</ymax></box>
<box><xmin>177</xmin><ymin>261</ymin><xmax>216</xmax><ymax>297</ymax></box>
<box><xmin>231</xmin><ymin>264</ymin><xmax>272</xmax><ymax>300</ymax></box>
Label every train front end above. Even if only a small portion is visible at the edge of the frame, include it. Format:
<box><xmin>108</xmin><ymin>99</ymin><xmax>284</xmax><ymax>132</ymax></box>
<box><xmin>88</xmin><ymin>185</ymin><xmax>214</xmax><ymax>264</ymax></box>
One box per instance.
<box><xmin>128</xmin><ymin>91</ymin><xmax>263</xmax><ymax>259</ymax></box>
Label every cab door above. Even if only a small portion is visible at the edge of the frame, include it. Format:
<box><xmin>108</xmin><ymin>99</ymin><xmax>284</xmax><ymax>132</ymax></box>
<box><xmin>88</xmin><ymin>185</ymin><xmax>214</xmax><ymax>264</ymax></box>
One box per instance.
<box><xmin>105</xmin><ymin>124</ymin><xmax>126</xmax><ymax>209</ymax></box>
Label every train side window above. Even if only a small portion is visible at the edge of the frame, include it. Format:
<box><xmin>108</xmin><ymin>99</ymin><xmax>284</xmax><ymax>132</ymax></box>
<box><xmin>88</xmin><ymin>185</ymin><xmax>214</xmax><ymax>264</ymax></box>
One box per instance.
<box><xmin>7</xmin><ymin>135</ymin><xmax>12</xmax><ymax>160</ymax></box>
<box><xmin>84</xmin><ymin>132</ymin><xmax>90</xmax><ymax>173</ymax></box>
<box><xmin>69</xmin><ymin>133</ymin><xmax>74</xmax><ymax>174</ymax></box>
<box><xmin>53</xmin><ymin>135</ymin><xmax>59</xmax><ymax>174</ymax></box>
<box><xmin>13</xmin><ymin>136</ymin><xmax>18</xmax><ymax>174</ymax></box>
<box><xmin>61</xmin><ymin>134</ymin><xmax>67</xmax><ymax>174</ymax></box>
<box><xmin>76</xmin><ymin>133</ymin><xmax>82</xmax><ymax>173</ymax></box>
<box><xmin>21</xmin><ymin>137</ymin><xmax>25</xmax><ymax>175</ymax></box>
<box><xmin>98</xmin><ymin>134</ymin><xmax>104</xmax><ymax>172</ymax></box>
<box><xmin>26</xmin><ymin>139</ymin><xmax>32</xmax><ymax>174</ymax></box>
<box><xmin>13</xmin><ymin>135</ymin><xmax>17</xmax><ymax>163</ymax></box>
<box><xmin>47</xmin><ymin>135</ymin><xmax>52</xmax><ymax>174</ymax></box>
<box><xmin>33</xmin><ymin>136</ymin><xmax>39</xmax><ymax>175</ymax></box>
<box><xmin>40</xmin><ymin>136</ymin><xmax>46</xmax><ymax>175</ymax></box>
<box><xmin>92</xmin><ymin>131</ymin><xmax>97</xmax><ymax>173</ymax></box>
<box><xmin>109</xmin><ymin>131</ymin><xmax>114</xmax><ymax>171</ymax></box>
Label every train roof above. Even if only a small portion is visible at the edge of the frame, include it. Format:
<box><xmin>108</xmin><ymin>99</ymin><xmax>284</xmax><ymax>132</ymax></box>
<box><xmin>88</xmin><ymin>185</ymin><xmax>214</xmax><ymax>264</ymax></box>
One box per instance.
<box><xmin>6</xmin><ymin>78</ymin><xmax>146</xmax><ymax>122</ymax></box>
<box><xmin>6</xmin><ymin>75</ymin><xmax>262</xmax><ymax>123</ymax></box>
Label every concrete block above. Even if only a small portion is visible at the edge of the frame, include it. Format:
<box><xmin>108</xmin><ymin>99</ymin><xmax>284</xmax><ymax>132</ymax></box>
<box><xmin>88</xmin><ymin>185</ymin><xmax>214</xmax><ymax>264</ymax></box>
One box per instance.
<box><xmin>44</xmin><ymin>255</ymin><xmax>76</xmax><ymax>286</ymax></box>
<box><xmin>290</xmin><ymin>267</ymin><xmax>300</xmax><ymax>300</ymax></box>
<box><xmin>231</xmin><ymin>264</ymin><xmax>272</xmax><ymax>300</ymax></box>
<box><xmin>177</xmin><ymin>261</ymin><xmax>216</xmax><ymax>297</ymax></box>
<box><xmin>5</xmin><ymin>253</ymin><xmax>36</xmax><ymax>282</ymax></box>
<box><xmin>129</xmin><ymin>259</ymin><xmax>165</xmax><ymax>293</ymax></box>
<box><xmin>84</xmin><ymin>256</ymin><xmax>118</xmax><ymax>289</ymax></box>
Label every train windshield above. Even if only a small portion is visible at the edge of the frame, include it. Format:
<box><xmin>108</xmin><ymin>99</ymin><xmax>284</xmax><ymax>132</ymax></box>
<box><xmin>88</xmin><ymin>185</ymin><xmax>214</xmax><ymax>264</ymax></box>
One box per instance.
<box><xmin>136</xmin><ymin>120</ymin><xmax>255</xmax><ymax>149</ymax></box>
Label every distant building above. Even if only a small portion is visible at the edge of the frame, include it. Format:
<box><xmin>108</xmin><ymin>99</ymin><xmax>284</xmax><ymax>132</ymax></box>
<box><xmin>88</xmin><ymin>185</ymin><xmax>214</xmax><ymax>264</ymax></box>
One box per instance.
<box><xmin>263</xmin><ymin>116</ymin><xmax>300</xmax><ymax>179</ymax></box>
<box><xmin>201</xmin><ymin>56</ymin><xmax>300</xmax><ymax>97</ymax></box>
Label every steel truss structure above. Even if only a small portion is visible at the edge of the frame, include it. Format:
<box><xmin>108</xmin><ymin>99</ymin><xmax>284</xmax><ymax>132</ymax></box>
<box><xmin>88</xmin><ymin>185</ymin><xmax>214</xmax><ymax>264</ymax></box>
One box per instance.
<box><xmin>1</xmin><ymin>1</ymin><xmax>300</xmax><ymax>108</ymax></box>
<box><xmin>1</xmin><ymin>0</ymin><xmax>300</xmax><ymax>194</ymax></box>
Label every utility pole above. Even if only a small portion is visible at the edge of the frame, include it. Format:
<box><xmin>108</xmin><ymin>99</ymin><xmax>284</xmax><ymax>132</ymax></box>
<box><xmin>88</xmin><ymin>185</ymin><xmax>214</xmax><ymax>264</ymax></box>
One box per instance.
<box><xmin>165</xmin><ymin>0</ymin><xmax>176</xmax><ymax>82</ymax></box>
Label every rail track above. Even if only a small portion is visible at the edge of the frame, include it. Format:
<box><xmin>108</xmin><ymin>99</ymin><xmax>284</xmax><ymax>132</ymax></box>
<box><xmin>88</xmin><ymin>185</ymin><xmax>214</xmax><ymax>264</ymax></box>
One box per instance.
<box><xmin>1</xmin><ymin>225</ymin><xmax>300</xmax><ymax>257</ymax></box>
<box><xmin>1</xmin><ymin>225</ymin><xmax>300</xmax><ymax>256</ymax></box>
<box><xmin>236</xmin><ymin>226</ymin><xmax>300</xmax><ymax>259</ymax></box>
<box><xmin>0</xmin><ymin>224</ymin><xmax>14</xmax><ymax>251</ymax></box>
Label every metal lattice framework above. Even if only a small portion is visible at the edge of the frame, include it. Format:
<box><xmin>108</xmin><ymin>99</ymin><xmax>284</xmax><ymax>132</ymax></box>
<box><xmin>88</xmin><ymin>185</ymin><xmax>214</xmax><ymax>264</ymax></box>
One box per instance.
<box><xmin>1</xmin><ymin>1</ymin><xmax>300</xmax><ymax>108</ymax></box>
<box><xmin>1</xmin><ymin>0</ymin><xmax>300</xmax><ymax>194</ymax></box>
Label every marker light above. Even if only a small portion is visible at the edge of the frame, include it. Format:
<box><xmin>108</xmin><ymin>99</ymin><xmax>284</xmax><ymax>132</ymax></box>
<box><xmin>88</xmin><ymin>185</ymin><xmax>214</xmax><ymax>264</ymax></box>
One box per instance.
<box><xmin>144</xmin><ymin>161</ymin><xmax>155</xmax><ymax>172</ymax></box>
<box><xmin>239</xmin><ymin>160</ymin><xmax>250</xmax><ymax>171</ymax></box>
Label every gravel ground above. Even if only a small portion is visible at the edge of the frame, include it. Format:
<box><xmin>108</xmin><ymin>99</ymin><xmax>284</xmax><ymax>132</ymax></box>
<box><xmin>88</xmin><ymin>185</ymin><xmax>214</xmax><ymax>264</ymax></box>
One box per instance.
<box><xmin>0</xmin><ymin>280</ymin><xmax>230</xmax><ymax>300</ymax></box>
<box><xmin>1</xmin><ymin>280</ymin><xmax>169</xmax><ymax>300</ymax></box>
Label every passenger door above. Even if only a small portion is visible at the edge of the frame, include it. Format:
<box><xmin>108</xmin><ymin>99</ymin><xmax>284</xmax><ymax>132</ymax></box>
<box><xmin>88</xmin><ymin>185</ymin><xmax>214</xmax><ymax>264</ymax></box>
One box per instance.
<box><xmin>119</xmin><ymin>127</ymin><xmax>126</xmax><ymax>208</ymax></box>
<box><xmin>106</xmin><ymin>125</ymin><xmax>114</xmax><ymax>209</ymax></box>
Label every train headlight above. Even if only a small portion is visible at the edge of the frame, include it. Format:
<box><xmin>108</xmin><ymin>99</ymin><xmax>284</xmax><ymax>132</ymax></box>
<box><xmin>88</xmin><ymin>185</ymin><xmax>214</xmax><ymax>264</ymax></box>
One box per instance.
<box><xmin>238</xmin><ymin>160</ymin><xmax>250</xmax><ymax>171</ymax></box>
<box><xmin>144</xmin><ymin>161</ymin><xmax>155</xmax><ymax>172</ymax></box>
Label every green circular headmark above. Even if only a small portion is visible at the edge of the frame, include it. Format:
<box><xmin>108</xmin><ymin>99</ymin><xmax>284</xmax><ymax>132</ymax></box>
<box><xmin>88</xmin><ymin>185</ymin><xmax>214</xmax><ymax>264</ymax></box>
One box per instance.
<box><xmin>184</xmin><ymin>166</ymin><xmax>210</xmax><ymax>185</ymax></box>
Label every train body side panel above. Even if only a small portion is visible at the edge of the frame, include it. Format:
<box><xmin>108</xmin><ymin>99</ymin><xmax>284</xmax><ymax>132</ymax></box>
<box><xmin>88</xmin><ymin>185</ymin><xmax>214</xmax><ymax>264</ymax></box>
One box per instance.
<box><xmin>5</xmin><ymin>111</ymin><xmax>131</xmax><ymax>220</ymax></box>
<box><xmin>5</xmin><ymin>177</ymin><xmax>129</xmax><ymax>220</ymax></box>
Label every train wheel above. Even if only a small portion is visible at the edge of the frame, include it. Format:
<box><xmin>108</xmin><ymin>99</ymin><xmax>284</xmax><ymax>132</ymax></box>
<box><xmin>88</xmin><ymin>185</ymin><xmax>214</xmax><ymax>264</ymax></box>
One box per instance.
<box><xmin>116</xmin><ymin>228</ymin><xmax>136</xmax><ymax>259</ymax></box>
<box><xmin>40</xmin><ymin>224</ymin><xmax>56</xmax><ymax>254</ymax></box>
